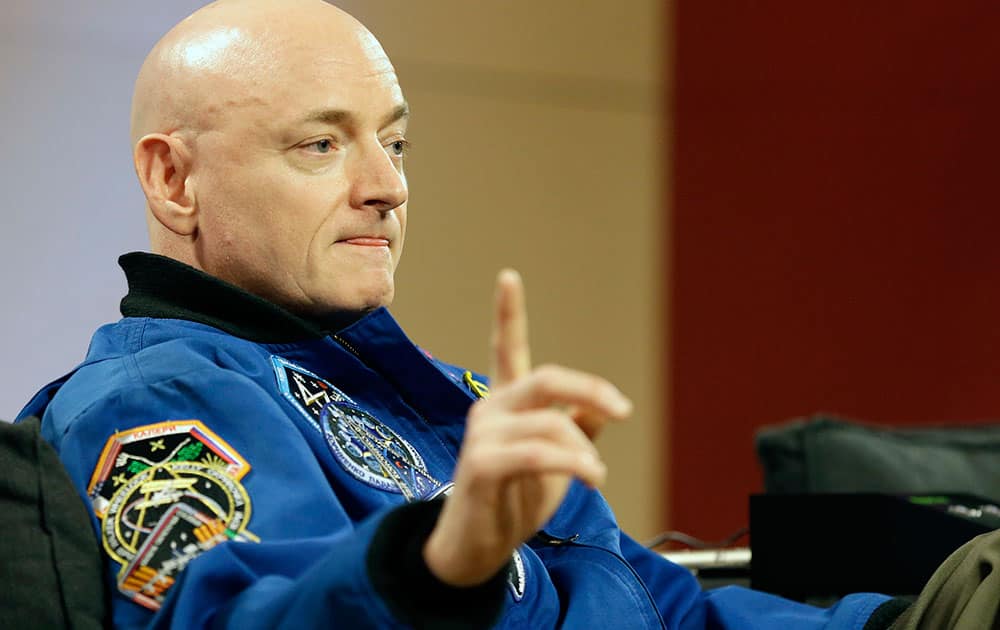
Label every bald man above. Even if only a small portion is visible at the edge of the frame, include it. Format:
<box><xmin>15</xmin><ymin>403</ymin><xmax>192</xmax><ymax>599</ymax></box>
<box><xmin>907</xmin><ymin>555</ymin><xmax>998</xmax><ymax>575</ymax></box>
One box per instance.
<box><xmin>19</xmin><ymin>1</ymin><xmax>906</xmax><ymax>628</ymax></box>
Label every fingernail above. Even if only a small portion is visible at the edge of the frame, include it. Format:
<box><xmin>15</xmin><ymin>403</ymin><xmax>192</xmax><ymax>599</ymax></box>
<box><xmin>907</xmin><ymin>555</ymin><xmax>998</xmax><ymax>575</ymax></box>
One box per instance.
<box><xmin>498</xmin><ymin>268</ymin><xmax>521</xmax><ymax>284</ymax></box>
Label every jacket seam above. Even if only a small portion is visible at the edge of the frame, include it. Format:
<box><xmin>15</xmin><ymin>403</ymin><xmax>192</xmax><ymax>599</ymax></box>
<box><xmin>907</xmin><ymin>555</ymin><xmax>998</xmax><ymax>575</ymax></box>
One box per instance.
<box><xmin>57</xmin><ymin>363</ymin><xmax>266</xmax><ymax>440</ymax></box>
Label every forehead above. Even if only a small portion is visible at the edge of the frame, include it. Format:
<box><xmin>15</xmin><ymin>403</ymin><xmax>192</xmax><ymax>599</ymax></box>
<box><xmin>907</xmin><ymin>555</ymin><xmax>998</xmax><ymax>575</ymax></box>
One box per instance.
<box><xmin>218</xmin><ymin>27</ymin><xmax>405</xmax><ymax>132</ymax></box>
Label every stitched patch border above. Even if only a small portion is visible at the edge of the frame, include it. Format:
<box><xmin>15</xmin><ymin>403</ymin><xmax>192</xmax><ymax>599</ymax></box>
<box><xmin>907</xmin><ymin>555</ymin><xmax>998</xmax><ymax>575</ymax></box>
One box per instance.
<box><xmin>320</xmin><ymin>401</ymin><xmax>440</xmax><ymax>501</ymax></box>
<box><xmin>88</xmin><ymin>419</ymin><xmax>250</xmax><ymax>517</ymax></box>
<box><xmin>89</xmin><ymin>421</ymin><xmax>256</xmax><ymax>611</ymax></box>
<box><xmin>271</xmin><ymin>355</ymin><xmax>354</xmax><ymax>430</ymax></box>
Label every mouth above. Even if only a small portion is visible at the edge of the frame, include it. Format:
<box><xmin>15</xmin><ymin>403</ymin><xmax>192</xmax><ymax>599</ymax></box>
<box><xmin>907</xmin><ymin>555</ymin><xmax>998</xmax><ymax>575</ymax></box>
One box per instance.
<box><xmin>338</xmin><ymin>236</ymin><xmax>391</xmax><ymax>247</ymax></box>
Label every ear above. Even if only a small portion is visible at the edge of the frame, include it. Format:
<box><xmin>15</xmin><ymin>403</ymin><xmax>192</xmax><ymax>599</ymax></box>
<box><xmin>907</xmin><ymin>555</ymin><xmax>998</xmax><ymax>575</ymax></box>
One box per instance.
<box><xmin>134</xmin><ymin>133</ymin><xmax>198</xmax><ymax>236</ymax></box>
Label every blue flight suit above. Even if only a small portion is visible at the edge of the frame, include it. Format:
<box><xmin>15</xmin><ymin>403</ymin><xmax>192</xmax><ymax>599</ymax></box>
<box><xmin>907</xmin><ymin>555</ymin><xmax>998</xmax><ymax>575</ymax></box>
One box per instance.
<box><xmin>18</xmin><ymin>253</ymin><xmax>900</xmax><ymax>629</ymax></box>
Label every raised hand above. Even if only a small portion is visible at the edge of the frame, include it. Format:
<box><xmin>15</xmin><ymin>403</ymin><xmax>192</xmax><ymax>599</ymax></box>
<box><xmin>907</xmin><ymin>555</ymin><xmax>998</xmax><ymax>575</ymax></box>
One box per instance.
<box><xmin>423</xmin><ymin>269</ymin><xmax>632</xmax><ymax>587</ymax></box>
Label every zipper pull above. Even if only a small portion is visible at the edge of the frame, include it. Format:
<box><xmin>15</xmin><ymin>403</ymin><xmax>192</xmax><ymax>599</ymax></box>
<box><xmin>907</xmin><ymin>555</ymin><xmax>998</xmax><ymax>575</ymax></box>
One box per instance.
<box><xmin>462</xmin><ymin>370</ymin><xmax>491</xmax><ymax>399</ymax></box>
<box><xmin>533</xmin><ymin>531</ymin><xmax>580</xmax><ymax>546</ymax></box>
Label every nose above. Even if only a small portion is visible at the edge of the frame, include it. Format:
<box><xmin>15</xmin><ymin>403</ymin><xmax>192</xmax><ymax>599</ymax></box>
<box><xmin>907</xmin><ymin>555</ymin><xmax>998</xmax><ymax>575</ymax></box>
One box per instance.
<box><xmin>348</xmin><ymin>139</ymin><xmax>408</xmax><ymax>214</ymax></box>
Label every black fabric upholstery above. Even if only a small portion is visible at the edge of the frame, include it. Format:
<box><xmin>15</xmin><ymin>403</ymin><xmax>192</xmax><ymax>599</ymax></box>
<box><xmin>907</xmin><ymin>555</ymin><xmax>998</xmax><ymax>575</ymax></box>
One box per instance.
<box><xmin>864</xmin><ymin>597</ymin><xmax>913</xmax><ymax>630</ymax></box>
<box><xmin>756</xmin><ymin>414</ymin><xmax>1000</xmax><ymax>500</ymax></box>
<box><xmin>0</xmin><ymin>417</ymin><xmax>108</xmax><ymax>629</ymax></box>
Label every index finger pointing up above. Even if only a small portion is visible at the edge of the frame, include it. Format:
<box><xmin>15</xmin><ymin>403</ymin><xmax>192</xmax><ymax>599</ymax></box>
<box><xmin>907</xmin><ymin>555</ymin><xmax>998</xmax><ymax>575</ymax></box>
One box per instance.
<box><xmin>490</xmin><ymin>269</ymin><xmax>532</xmax><ymax>387</ymax></box>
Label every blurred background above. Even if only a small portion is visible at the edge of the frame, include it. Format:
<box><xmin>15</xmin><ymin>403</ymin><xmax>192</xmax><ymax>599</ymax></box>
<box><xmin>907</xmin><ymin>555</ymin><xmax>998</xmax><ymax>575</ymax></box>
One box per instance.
<box><xmin>2</xmin><ymin>1</ymin><xmax>999</xmax><ymax>545</ymax></box>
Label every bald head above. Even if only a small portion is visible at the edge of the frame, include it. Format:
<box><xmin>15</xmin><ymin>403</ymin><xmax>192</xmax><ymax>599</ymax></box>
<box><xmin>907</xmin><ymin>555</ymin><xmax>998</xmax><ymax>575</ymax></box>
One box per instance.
<box><xmin>131</xmin><ymin>0</ymin><xmax>384</xmax><ymax>146</ymax></box>
<box><xmin>131</xmin><ymin>0</ymin><xmax>410</xmax><ymax>316</ymax></box>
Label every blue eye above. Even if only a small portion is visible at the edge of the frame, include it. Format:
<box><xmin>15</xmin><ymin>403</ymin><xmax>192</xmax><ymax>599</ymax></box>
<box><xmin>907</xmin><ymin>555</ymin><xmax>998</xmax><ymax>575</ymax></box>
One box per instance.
<box><xmin>389</xmin><ymin>140</ymin><xmax>409</xmax><ymax>157</ymax></box>
<box><xmin>311</xmin><ymin>139</ymin><xmax>333</xmax><ymax>153</ymax></box>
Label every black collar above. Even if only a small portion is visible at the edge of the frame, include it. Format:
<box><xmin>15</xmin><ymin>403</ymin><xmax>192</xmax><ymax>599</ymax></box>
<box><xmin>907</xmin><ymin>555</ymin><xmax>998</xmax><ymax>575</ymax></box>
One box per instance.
<box><xmin>119</xmin><ymin>252</ymin><xmax>363</xmax><ymax>343</ymax></box>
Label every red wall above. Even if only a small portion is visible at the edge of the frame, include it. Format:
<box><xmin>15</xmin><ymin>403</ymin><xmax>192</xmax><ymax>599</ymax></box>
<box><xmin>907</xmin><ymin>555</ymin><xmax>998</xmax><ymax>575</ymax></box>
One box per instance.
<box><xmin>670</xmin><ymin>2</ymin><xmax>1000</xmax><ymax>540</ymax></box>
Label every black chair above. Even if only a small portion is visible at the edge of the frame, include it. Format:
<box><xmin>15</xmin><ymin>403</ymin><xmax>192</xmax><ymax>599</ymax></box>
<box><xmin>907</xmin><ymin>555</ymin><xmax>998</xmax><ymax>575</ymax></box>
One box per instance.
<box><xmin>0</xmin><ymin>416</ymin><xmax>109</xmax><ymax>629</ymax></box>
<box><xmin>755</xmin><ymin>413</ymin><xmax>1000</xmax><ymax>500</ymax></box>
<box><xmin>751</xmin><ymin>413</ymin><xmax>1000</xmax><ymax>601</ymax></box>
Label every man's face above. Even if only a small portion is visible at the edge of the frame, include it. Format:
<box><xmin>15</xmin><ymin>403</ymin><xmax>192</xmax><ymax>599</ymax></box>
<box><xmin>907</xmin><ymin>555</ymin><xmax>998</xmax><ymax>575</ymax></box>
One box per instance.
<box><xmin>188</xmin><ymin>28</ymin><xmax>408</xmax><ymax>317</ymax></box>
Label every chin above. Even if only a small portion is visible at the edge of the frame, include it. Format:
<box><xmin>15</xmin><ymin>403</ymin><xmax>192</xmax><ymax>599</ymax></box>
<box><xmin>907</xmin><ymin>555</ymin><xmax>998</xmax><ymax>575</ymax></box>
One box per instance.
<box><xmin>334</xmin><ymin>282</ymin><xmax>395</xmax><ymax>313</ymax></box>
<box><xmin>360</xmin><ymin>288</ymin><xmax>395</xmax><ymax>311</ymax></box>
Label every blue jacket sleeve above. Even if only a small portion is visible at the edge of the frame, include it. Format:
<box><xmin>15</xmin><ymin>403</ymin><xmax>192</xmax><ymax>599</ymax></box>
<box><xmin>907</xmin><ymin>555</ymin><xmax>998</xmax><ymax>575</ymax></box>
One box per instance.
<box><xmin>619</xmin><ymin>532</ymin><xmax>894</xmax><ymax>630</ymax></box>
<box><xmin>157</xmin><ymin>498</ymin><xmax>507</xmax><ymax>630</ymax></box>
<box><xmin>40</xmin><ymin>364</ymin><xmax>505</xmax><ymax>629</ymax></box>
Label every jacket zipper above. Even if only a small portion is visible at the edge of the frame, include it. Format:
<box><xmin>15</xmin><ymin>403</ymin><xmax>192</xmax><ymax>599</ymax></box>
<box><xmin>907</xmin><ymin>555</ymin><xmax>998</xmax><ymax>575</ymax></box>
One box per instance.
<box><xmin>533</xmin><ymin>531</ymin><xmax>580</xmax><ymax>546</ymax></box>
<box><xmin>332</xmin><ymin>334</ymin><xmax>431</xmax><ymax>425</ymax></box>
<box><xmin>331</xmin><ymin>334</ymin><xmax>461</xmax><ymax>434</ymax></box>
<box><xmin>335</xmin><ymin>335</ymin><xmax>661</xmax><ymax>625</ymax></box>
<box><xmin>330</xmin><ymin>333</ymin><xmax>458</xmax><ymax>476</ymax></box>
<box><xmin>332</xmin><ymin>334</ymin><xmax>362</xmax><ymax>360</ymax></box>
<box><xmin>532</xmin><ymin>535</ymin><xmax>666</xmax><ymax>630</ymax></box>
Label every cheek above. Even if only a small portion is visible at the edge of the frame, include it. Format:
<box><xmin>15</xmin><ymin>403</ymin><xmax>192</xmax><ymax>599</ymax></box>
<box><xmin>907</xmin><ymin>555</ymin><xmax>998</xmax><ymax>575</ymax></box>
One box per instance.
<box><xmin>203</xmin><ymin>165</ymin><xmax>310</xmax><ymax>233</ymax></box>
<box><xmin>195</xmin><ymin>135</ymin><xmax>296</xmax><ymax>211</ymax></box>
<box><xmin>394</xmin><ymin>206</ymin><xmax>407</xmax><ymax>267</ymax></box>
<box><xmin>195</xmin><ymin>171</ymin><xmax>303</xmax><ymax>265</ymax></box>
<box><xmin>397</xmin><ymin>205</ymin><xmax>408</xmax><ymax>236</ymax></box>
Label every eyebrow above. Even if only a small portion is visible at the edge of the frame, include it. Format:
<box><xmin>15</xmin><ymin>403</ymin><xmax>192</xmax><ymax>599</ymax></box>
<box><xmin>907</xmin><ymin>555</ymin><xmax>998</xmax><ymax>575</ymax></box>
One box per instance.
<box><xmin>301</xmin><ymin>102</ymin><xmax>410</xmax><ymax>129</ymax></box>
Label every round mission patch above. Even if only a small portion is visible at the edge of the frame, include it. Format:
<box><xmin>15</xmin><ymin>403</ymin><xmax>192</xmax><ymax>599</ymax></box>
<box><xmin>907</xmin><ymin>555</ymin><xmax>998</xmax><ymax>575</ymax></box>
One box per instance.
<box><xmin>320</xmin><ymin>401</ymin><xmax>439</xmax><ymax>501</ymax></box>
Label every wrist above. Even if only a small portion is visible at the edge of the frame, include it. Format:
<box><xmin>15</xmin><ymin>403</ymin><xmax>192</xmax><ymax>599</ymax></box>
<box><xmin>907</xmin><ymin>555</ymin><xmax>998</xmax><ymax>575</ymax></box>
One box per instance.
<box><xmin>423</xmin><ymin>525</ymin><xmax>501</xmax><ymax>587</ymax></box>
<box><xmin>423</xmin><ymin>526</ymin><xmax>473</xmax><ymax>587</ymax></box>
<box><xmin>367</xmin><ymin>500</ymin><xmax>507</xmax><ymax>628</ymax></box>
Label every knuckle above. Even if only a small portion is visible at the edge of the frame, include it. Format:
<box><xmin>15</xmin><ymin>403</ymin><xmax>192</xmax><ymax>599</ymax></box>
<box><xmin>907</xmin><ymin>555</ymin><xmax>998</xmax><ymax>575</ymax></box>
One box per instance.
<box><xmin>540</xmin><ymin>409</ymin><xmax>567</xmax><ymax>428</ymax></box>
<box><xmin>535</xmin><ymin>363</ymin><xmax>560</xmax><ymax>376</ymax></box>
<box><xmin>509</xmin><ymin>338</ymin><xmax>528</xmax><ymax>353</ymax></box>
<box><xmin>535</xmin><ymin>412</ymin><xmax>566</xmax><ymax>439</ymax></box>
<box><xmin>518</xmin><ymin>445</ymin><xmax>544</xmax><ymax>470</ymax></box>
<box><xmin>533</xmin><ymin>364</ymin><xmax>563</xmax><ymax>388</ymax></box>
<box><xmin>490</xmin><ymin>336</ymin><xmax>504</xmax><ymax>354</ymax></box>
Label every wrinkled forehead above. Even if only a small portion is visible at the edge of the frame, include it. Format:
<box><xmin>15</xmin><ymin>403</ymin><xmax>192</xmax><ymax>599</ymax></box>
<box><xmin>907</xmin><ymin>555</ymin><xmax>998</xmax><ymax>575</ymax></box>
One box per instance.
<box><xmin>182</xmin><ymin>22</ymin><xmax>403</xmax><ymax>133</ymax></box>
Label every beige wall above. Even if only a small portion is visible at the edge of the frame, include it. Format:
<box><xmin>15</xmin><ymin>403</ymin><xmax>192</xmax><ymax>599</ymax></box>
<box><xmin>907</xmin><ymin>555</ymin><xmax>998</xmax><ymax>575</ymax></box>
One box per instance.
<box><xmin>344</xmin><ymin>1</ymin><xmax>668</xmax><ymax>539</ymax></box>
<box><xmin>0</xmin><ymin>0</ymin><xmax>668</xmax><ymax>538</ymax></box>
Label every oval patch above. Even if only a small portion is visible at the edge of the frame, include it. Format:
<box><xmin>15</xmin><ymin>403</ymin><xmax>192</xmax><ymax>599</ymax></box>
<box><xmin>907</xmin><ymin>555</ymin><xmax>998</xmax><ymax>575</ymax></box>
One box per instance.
<box><xmin>320</xmin><ymin>401</ymin><xmax>439</xmax><ymax>501</ymax></box>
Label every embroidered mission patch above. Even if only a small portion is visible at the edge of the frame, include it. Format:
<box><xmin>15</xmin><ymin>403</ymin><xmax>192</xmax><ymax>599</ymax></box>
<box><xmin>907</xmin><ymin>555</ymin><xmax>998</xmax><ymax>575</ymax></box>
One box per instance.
<box><xmin>272</xmin><ymin>355</ymin><xmax>355</xmax><ymax>428</ymax></box>
<box><xmin>89</xmin><ymin>421</ymin><xmax>256</xmax><ymax>611</ymax></box>
<box><xmin>320</xmin><ymin>401</ymin><xmax>440</xmax><ymax>501</ymax></box>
